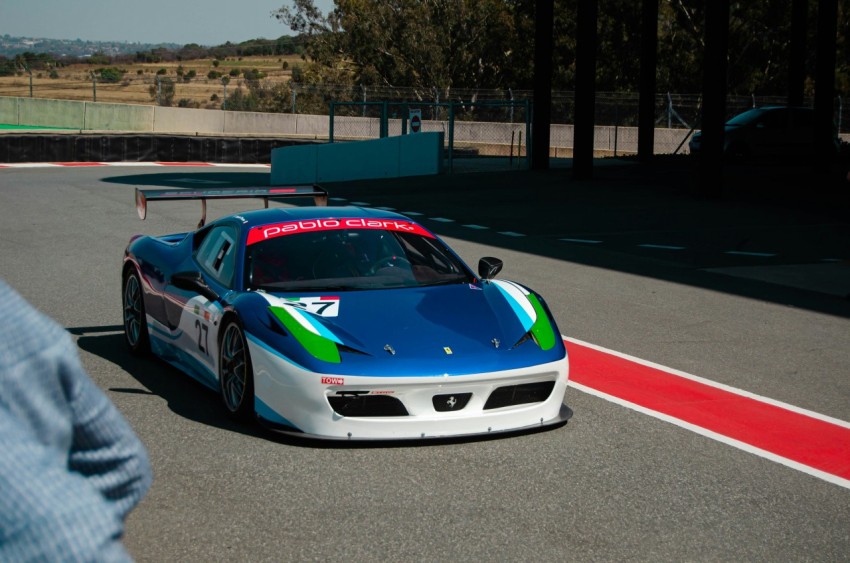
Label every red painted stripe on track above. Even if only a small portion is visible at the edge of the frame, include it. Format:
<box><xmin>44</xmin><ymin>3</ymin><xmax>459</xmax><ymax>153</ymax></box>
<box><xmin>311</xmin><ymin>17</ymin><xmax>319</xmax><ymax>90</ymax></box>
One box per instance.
<box><xmin>565</xmin><ymin>339</ymin><xmax>850</xmax><ymax>481</ymax></box>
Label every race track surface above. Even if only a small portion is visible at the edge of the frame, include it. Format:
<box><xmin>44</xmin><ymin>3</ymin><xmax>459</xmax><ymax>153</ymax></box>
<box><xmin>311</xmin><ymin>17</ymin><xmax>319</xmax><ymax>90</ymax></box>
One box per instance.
<box><xmin>1</xmin><ymin>164</ymin><xmax>848</xmax><ymax>561</ymax></box>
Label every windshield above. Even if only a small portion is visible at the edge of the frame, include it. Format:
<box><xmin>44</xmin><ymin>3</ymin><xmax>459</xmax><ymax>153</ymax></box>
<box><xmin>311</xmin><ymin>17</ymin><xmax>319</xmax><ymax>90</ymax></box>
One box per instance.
<box><xmin>246</xmin><ymin>226</ymin><xmax>474</xmax><ymax>291</ymax></box>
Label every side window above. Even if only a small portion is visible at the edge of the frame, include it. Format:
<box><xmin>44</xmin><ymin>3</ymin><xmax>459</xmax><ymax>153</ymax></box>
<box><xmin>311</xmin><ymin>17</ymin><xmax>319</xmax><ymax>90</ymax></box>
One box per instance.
<box><xmin>194</xmin><ymin>225</ymin><xmax>239</xmax><ymax>288</ymax></box>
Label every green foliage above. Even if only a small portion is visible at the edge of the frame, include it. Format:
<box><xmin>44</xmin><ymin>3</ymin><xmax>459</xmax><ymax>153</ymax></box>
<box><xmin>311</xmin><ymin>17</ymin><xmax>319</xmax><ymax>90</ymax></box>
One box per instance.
<box><xmin>223</xmin><ymin>81</ymin><xmax>293</xmax><ymax>113</ymax></box>
<box><xmin>87</xmin><ymin>52</ymin><xmax>111</xmax><ymax>65</ymax></box>
<box><xmin>229</xmin><ymin>68</ymin><xmax>241</xmax><ymax>77</ymax></box>
<box><xmin>207</xmin><ymin>70</ymin><xmax>222</xmax><ymax>79</ymax></box>
<box><xmin>96</xmin><ymin>67</ymin><xmax>125</xmax><ymax>83</ymax></box>
<box><xmin>273</xmin><ymin>0</ymin><xmax>850</xmax><ymax>98</ymax></box>
<box><xmin>243</xmin><ymin>68</ymin><xmax>266</xmax><ymax>81</ymax></box>
<box><xmin>156</xmin><ymin>68</ymin><xmax>167</xmax><ymax>75</ymax></box>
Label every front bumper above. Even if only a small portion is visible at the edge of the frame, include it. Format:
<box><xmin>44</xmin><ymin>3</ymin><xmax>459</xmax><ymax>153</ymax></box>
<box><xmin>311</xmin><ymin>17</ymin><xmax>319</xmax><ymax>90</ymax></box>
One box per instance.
<box><xmin>248</xmin><ymin>335</ymin><xmax>570</xmax><ymax>440</ymax></box>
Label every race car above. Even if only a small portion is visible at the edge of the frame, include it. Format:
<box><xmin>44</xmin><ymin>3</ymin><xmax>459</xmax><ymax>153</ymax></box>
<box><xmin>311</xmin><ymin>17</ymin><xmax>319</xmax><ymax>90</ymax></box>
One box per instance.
<box><xmin>122</xmin><ymin>186</ymin><xmax>571</xmax><ymax>440</ymax></box>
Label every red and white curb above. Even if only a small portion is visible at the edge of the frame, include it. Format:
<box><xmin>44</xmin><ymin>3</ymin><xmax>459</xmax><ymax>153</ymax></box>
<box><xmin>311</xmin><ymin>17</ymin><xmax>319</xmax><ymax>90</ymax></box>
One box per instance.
<box><xmin>564</xmin><ymin>336</ymin><xmax>850</xmax><ymax>490</ymax></box>
<box><xmin>0</xmin><ymin>162</ymin><xmax>270</xmax><ymax>168</ymax></box>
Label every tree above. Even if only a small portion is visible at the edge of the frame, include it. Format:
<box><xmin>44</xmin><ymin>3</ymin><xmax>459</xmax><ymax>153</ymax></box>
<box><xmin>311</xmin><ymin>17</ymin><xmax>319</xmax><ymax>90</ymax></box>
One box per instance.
<box><xmin>273</xmin><ymin>0</ymin><xmax>525</xmax><ymax>101</ymax></box>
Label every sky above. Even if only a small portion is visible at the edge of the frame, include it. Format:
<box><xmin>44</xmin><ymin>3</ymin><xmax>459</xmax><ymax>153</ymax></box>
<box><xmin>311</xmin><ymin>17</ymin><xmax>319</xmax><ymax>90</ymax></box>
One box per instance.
<box><xmin>0</xmin><ymin>0</ymin><xmax>335</xmax><ymax>46</ymax></box>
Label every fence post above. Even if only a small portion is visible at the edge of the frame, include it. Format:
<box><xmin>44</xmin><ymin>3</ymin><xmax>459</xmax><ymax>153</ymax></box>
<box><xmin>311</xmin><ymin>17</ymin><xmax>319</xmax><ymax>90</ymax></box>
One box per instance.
<box><xmin>401</xmin><ymin>102</ymin><xmax>408</xmax><ymax>135</ymax></box>
<box><xmin>329</xmin><ymin>102</ymin><xmax>335</xmax><ymax>143</ymax></box>
<box><xmin>291</xmin><ymin>83</ymin><xmax>297</xmax><ymax>114</ymax></box>
<box><xmin>380</xmin><ymin>102</ymin><xmax>390</xmax><ymax>139</ymax></box>
<box><xmin>361</xmin><ymin>84</ymin><xmax>366</xmax><ymax>117</ymax></box>
<box><xmin>838</xmin><ymin>96</ymin><xmax>843</xmax><ymax>134</ymax></box>
<box><xmin>448</xmin><ymin>102</ymin><xmax>455</xmax><ymax>172</ymax></box>
<box><xmin>90</xmin><ymin>72</ymin><xmax>96</xmax><ymax>102</ymax></box>
<box><xmin>525</xmin><ymin>99</ymin><xmax>532</xmax><ymax>168</ymax></box>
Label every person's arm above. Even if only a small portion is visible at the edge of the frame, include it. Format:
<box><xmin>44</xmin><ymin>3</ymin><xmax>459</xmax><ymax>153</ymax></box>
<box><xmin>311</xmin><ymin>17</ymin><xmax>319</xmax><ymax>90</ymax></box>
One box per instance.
<box><xmin>0</xmin><ymin>409</ymin><xmax>135</xmax><ymax>562</ymax></box>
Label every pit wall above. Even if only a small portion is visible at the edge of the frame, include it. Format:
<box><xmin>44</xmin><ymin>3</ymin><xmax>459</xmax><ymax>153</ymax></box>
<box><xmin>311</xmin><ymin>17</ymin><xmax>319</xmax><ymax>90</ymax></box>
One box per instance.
<box><xmin>270</xmin><ymin>132</ymin><xmax>444</xmax><ymax>184</ymax></box>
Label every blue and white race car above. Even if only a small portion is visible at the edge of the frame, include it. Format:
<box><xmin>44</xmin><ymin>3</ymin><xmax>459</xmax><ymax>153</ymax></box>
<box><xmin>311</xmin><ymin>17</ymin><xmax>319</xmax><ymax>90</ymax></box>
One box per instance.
<box><xmin>123</xmin><ymin>186</ymin><xmax>571</xmax><ymax>440</ymax></box>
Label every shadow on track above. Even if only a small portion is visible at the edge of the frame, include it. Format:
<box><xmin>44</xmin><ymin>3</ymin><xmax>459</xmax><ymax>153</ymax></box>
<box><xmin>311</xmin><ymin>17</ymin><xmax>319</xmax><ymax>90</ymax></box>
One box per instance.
<box><xmin>71</xmin><ymin>325</ymin><xmax>567</xmax><ymax>449</ymax></box>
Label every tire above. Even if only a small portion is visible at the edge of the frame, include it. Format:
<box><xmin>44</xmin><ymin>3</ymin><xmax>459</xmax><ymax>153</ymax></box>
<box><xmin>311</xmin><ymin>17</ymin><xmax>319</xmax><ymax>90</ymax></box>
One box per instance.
<box><xmin>123</xmin><ymin>269</ymin><xmax>150</xmax><ymax>355</ymax></box>
<box><xmin>219</xmin><ymin>320</ymin><xmax>255</xmax><ymax>420</ymax></box>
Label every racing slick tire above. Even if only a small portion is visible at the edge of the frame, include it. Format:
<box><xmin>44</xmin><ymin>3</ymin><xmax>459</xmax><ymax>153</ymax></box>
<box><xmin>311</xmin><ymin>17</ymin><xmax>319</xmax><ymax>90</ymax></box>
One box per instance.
<box><xmin>123</xmin><ymin>269</ymin><xmax>151</xmax><ymax>355</ymax></box>
<box><xmin>219</xmin><ymin>319</ymin><xmax>256</xmax><ymax>420</ymax></box>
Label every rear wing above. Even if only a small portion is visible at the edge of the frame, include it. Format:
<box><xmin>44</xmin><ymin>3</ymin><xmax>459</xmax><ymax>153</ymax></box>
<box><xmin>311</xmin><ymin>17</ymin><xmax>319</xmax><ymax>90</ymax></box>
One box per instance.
<box><xmin>135</xmin><ymin>185</ymin><xmax>328</xmax><ymax>227</ymax></box>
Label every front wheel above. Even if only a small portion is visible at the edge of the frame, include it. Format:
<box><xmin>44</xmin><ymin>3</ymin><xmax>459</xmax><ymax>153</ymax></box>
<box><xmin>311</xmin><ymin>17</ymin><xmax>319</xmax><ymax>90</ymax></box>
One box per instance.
<box><xmin>123</xmin><ymin>270</ymin><xmax>150</xmax><ymax>355</ymax></box>
<box><xmin>219</xmin><ymin>320</ymin><xmax>255</xmax><ymax>420</ymax></box>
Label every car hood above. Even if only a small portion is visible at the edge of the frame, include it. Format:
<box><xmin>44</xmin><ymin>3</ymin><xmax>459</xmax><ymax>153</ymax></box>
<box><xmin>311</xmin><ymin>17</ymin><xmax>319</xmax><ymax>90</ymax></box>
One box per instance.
<box><xmin>244</xmin><ymin>281</ymin><xmax>565</xmax><ymax>376</ymax></box>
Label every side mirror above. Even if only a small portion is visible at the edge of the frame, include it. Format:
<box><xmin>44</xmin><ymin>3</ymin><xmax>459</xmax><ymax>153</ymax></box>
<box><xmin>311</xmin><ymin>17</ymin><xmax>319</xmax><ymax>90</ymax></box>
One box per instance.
<box><xmin>478</xmin><ymin>257</ymin><xmax>503</xmax><ymax>281</ymax></box>
<box><xmin>171</xmin><ymin>271</ymin><xmax>220</xmax><ymax>302</ymax></box>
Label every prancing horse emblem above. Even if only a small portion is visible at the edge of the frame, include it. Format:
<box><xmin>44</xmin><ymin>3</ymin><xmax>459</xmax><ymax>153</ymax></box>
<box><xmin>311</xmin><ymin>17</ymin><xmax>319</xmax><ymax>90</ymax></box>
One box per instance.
<box><xmin>446</xmin><ymin>396</ymin><xmax>457</xmax><ymax>409</ymax></box>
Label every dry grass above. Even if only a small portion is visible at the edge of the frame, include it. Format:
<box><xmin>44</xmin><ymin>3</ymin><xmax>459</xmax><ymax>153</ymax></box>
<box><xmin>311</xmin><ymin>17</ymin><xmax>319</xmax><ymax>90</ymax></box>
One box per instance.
<box><xmin>0</xmin><ymin>55</ymin><xmax>301</xmax><ymax>108</ymax></box>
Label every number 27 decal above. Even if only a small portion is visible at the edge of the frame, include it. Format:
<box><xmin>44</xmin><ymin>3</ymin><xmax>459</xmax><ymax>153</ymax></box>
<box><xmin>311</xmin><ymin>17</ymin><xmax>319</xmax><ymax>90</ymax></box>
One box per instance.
<box><xmin>195</xmin><ymin>319</ymin><xmax>210</xmax><ymax>355</ymax></box>
<box><xmin>285</xmin><ymin>296</ymin><xmax>340</xmax><ymax>317</ymax></box>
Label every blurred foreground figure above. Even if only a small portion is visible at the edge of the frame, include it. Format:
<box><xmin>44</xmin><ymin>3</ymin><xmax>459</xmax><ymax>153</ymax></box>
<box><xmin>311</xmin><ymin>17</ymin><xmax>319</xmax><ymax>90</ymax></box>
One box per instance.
<box><xmin>0</xmin><ymin>279</ymin><xmax>152</xmax><ymax>562</ymax></box>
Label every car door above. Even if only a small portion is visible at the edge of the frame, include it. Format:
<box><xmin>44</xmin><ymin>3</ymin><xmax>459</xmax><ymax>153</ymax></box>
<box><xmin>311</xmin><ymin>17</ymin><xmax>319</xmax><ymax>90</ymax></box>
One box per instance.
<box><xmin>166</xmin><ymin>222</ymin><xmax>240</xmax><ymax>384</ymax></box>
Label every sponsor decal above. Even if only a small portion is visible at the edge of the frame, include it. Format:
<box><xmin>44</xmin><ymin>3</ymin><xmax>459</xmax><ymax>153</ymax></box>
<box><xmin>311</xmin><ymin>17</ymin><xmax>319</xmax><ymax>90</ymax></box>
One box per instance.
<box><xmin>247</xmin><ymin>218</ymin><xmax>434</xmax><ymax>245</ymax></box>
<box><xmin>371</xmin><ymin>390</ymin><xmax>395</xmax><ymax>395</ymax></box>
<box><xmin>321</xmin><ymin>376</ymin><xmax>344</xmax><ymax>385</ymax></box>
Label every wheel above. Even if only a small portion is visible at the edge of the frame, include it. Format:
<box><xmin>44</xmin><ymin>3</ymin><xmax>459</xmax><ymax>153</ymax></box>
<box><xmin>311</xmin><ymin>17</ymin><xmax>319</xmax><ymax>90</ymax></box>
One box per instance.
<box><xmin>219</xmin><ymin>320</ymin><xmax>255</xmax><ymax>420</ymax></box>
<box><xmin>123</xmin><ymin>269</ymin><xmax>150</xmax><ymax>355</ymax></box>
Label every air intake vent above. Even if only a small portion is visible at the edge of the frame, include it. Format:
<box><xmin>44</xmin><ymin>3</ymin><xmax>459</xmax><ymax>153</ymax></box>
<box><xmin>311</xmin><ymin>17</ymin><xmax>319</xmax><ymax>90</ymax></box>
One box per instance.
<box><xmin>483</xmin><ymin>381</ymin><xmax>555</xmax><ymax>410</ymax></box>
<box><xmin>328</xmin><ymin>395</ymin><xmax>408</xmax><ymax>417</ymax></box>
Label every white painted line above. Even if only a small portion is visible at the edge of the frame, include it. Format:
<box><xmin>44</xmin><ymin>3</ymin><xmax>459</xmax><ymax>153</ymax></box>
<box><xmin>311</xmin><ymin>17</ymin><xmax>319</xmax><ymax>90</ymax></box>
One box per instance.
<box><xmin>568</xmin><ymin>380</ymin><xmax>850</xmax><ymax>490</ymax></box>
<box><xmin>350</xmin><ymin>201</ymin><xmax>371</xmax><ymax>206</ymax></box>
<box><xmin>373</xmin><ymin>206</ymin><xmax>396</xmax><ymax>211</ymax></box>
<box><xmin>639</xmin><ymin>243</ymin><xmax>686</xmax><ymax>250</ymax></box>
<box><xmin>725</xmin><ymin>250</ymin><xmax>777</xmax><ymax>257</ymax></box>
<box><xmin>499</xmin><ymin>231</ymin><xmax>526</xmax><ymax>237</ymax></box>
<box><xmin>401</xmin><ymin>211</ymin><xmax>424</xmax><ymax>216</ymax></box>
<box><xmin>564</xmin><ymin>336</ymin><xmax>850</xmax><ymax>428</ymax></box>
<box><xmin>430</xmin><ymin>217</ymin><xmax>455</xmax><ymax>223</ymax></box>
<box><xmin>560</xmin><ymin>238</ymin><xmax>603</xmax><ymax>244</ymax></box>
<box><xmin>462</xmin><ymin>224</ymin><xmax>489</xmax><ymax>230</ymax></box>
<box><xmin>329</xmin><ymin>197</ymin><xmax>348</xmax><ymax>202</ymax></box>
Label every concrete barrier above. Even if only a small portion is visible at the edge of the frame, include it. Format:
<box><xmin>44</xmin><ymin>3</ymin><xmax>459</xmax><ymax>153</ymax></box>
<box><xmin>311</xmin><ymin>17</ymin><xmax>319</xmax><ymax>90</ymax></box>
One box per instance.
<box><xmin>86</xmin><ymin>102</ymin><xmax>153</xmax><ymax>131</ymax></box>
<box><xmin>1</xmin><ymin>96</ymin><xmax>703</xmax><ymax>155</ymax></box>
<box><xmin>224</xmin><ymin>111</ymin><xmax>298</xmax><ymax>136</ymax></box>
<box><xmin>0</xmin><ymin>97</ymin><xmax>18</xmax><ymax>124</ymax></box>
<box><xmin>154</xmin><ymin>105</ymin><xmax>222</xmax><ymax>134</ymax></box>
<box><xmin>270</xmin><ymin>132</ymin><xmax>444</xmax><ymax>184</ymax></box>
<box><xmin>18</xmin><ymin>98</ymin><xmax>85</xmax><ymax>129</ymax></box>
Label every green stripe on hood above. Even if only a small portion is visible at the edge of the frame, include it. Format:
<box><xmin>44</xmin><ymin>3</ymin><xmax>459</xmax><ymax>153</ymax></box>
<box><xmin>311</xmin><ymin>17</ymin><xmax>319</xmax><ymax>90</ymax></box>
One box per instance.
<box><xmin>527</xmin><ymin>294</ymin><xmax>556</xmax><ymax>351</ymax></box>
<box><xmin>269</xmin><ymin>306</ymin><xmax>341</xmax><ymax>363</ymax></box>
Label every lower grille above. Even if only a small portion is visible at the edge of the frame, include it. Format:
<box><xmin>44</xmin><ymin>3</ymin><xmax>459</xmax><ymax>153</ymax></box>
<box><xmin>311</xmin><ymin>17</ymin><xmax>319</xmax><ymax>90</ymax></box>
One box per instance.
<box><xmin>328</xmin><ymin>395</ymin><xmax>408</xmax><ymax>417</ymax></box>
<box><xmin>484</xmin><ymin>381</ymin><xmax>556</xmax><ymax>410</ymax></box>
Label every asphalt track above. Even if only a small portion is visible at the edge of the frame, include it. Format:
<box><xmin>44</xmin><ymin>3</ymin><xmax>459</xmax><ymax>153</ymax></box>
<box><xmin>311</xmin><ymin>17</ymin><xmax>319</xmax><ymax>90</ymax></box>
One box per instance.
<box><xmin>1</xmin><ymin>163</ymin><xmax>849</xmax><ymax>561</ymax></box>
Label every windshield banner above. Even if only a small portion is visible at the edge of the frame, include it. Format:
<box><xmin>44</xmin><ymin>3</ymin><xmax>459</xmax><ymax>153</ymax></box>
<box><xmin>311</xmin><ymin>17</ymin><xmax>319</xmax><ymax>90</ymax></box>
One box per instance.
<box><xmin>247</xmin><ymin>218</ymin><xmax>434</xmax><ymax>245</ymax></box>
